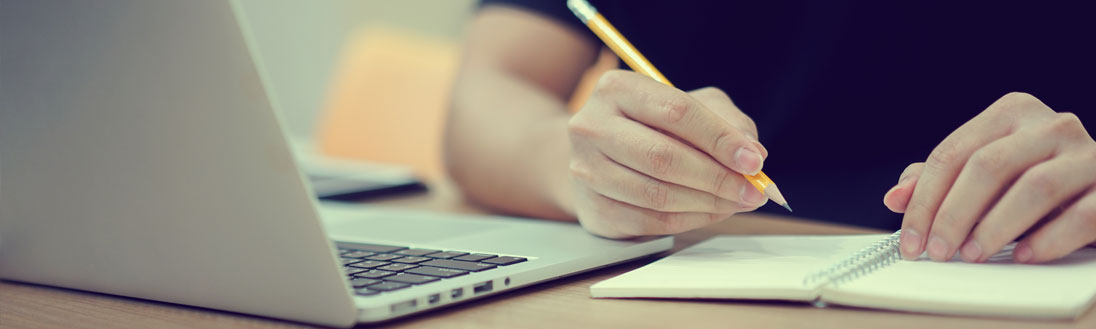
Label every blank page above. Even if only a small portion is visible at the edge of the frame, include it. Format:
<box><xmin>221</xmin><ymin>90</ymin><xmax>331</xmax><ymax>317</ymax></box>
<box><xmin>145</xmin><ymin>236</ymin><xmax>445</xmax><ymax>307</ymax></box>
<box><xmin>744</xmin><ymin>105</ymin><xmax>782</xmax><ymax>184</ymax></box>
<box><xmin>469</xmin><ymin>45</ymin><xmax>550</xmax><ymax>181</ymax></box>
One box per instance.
<box><xmin>591</xmin><ymin>234</ymin><xmax>888</xmax><ymax>301</ymax></box>
<box><xmin>825</xmin><ymin>244</ymin><xmax>1096</xmax><ymax>319</ymax></box>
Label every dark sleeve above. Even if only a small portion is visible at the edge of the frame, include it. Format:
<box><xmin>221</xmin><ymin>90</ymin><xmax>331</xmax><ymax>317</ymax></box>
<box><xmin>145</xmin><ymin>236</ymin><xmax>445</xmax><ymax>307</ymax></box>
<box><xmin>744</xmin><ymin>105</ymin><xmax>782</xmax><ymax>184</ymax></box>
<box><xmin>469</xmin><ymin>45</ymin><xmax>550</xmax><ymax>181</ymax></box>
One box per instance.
<box><xmin>478</xmin><ymin>0</ymin><xmax>596</xmax><ymax>42</ymax></box>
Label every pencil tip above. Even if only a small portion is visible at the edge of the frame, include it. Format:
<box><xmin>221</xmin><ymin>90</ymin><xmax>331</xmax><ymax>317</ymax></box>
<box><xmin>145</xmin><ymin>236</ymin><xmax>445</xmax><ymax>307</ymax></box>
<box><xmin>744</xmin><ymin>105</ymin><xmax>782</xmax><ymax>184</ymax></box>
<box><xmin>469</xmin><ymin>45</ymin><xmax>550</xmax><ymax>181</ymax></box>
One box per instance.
<box><xmin>782</xmin><ymin>203</ymin><xmax>793</xmax><ymax>212</ymax></box>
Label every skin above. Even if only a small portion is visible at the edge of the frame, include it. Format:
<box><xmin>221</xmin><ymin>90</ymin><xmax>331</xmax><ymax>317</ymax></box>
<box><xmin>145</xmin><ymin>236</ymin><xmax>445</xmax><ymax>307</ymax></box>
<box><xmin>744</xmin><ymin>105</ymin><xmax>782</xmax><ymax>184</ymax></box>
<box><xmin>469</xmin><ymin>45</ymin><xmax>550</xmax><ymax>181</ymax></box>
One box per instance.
<box><xmin>883</xmin><ymin>92</ymin><xmax>1096</xmax><ymax>264</ymax></box>
<box><xmin>449</xmin><ymin>6</ymin><xmax>1096</xmax><ymax>261</ymax></box>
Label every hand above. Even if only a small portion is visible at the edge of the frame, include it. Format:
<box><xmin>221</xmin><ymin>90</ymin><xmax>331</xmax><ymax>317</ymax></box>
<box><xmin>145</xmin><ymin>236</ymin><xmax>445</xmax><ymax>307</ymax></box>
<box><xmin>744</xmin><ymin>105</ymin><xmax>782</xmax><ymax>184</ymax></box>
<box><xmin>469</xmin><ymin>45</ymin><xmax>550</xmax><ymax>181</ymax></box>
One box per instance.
<box><xmin>884</xmin><ymin>92</ymin><xmax>1096</xmax><ymax>263</ymax></box>
<box><xmin>567</xmin><ymin>70</ymin><xmax>769</xmax><ymax>238</ymax></box>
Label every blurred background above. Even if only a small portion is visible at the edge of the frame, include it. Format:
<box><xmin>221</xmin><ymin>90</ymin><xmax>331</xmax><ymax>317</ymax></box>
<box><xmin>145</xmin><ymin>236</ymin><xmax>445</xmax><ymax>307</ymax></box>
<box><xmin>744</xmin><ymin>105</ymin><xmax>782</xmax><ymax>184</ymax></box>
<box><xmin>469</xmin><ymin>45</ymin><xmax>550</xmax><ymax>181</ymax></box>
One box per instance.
<box><xmin>237</xmin><ymin>0</ymin><xmax>477</xmax><ymax>179</ymax></box>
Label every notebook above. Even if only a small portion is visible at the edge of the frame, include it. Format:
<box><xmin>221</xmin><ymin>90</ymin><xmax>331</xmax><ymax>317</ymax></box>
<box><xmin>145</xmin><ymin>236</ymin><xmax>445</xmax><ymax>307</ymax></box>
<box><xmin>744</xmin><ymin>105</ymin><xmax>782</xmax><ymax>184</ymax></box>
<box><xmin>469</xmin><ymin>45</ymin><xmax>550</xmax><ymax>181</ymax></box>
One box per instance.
<box><xmin>591</xmin><ymin>232</ymin><xmax>1096</xmax><ymax>319</ymax></box>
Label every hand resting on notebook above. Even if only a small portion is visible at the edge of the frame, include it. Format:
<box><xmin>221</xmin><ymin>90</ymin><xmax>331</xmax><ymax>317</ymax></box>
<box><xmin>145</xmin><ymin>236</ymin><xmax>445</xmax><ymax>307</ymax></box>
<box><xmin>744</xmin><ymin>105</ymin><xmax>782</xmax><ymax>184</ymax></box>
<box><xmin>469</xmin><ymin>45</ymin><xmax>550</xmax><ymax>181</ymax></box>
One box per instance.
<box><xmin>883</xmin><ymin>92</ymin><xmax>1096</xmax><ymax>264</ymax></box>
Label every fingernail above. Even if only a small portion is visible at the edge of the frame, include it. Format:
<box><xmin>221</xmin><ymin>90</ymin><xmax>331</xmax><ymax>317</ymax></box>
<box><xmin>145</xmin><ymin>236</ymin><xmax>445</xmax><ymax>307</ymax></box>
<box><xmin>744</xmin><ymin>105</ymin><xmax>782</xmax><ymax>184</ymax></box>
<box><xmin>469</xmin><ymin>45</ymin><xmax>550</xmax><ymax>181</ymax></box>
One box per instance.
<box><xmin>733</xmin><ymin>147</ymin><xmax>762</xmax><ymax>175</ymax></box>
<box><xmin>740</xmin><ymin>183</ymin><xmax>767</xmax><ymax>206</ymax></box>
<box><xmin>959</xmin><ymin>240</ymin><xmax>983</xmax><ymax>262</ymax></box>
<box><xmin>900</xmin><ymin>229</ymin><xmax>922</xmax><ymax>259</ymax></box>
<box><xmin>926</xmin><ymin>234</ymin><xmax>949</xmax><ymax>261</ymax></box>
<box><xmin>1015</xmin><ymin>244</ymin><xmax>1034</xmax><ymax>263</ymax></box>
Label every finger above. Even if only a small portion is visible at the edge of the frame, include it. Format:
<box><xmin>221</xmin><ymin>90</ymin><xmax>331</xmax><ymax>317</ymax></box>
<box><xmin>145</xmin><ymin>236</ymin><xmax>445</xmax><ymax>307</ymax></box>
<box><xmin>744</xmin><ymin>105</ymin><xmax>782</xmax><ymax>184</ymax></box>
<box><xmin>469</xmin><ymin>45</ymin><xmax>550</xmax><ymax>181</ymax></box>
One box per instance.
<box><xmin>884</xmin><ymin>162</ymin><xmax>924</xmax><ymax>213</ymax></box>
<box><xmin>1015</xmin><ymin>189</ymin><xmax>1096</xmax><ymax>263</ymax></box>
<box><xmin>579</xmin><ymin>192</ymin><xmax>728</xmax><ymax>238</ymax></box>
<box><xmin>899</xmin><ymin>92</ymin><xmax>1051</xmax><ymax>260</ymax></box>
<box><xmin>577</xmin><ymin>152</ymin><xmax>748</xmax><ymax>213</ymax></box>
<box><xmin>595</xmin><ymin>71</ymin><xmax>764</xmax><ymax>175</ymax></box>
<box><xmin>687</xmin><ymin>87</ymin><xmax>767</xmax><ymax>158</ymax></box>
<box><xmin>596</xmin><ymin>116</ymin><xmax>761</xmax><ymax>205</ymax></box>
<box><xmin>962</xmin><ymin>152</ymin><xmax>1096</xmax><ymax>263</ymax></box>
<box><xmin>928</xmin><ymin>129</ymin><xmax>1059</xmax><ymax>262</ymax></box>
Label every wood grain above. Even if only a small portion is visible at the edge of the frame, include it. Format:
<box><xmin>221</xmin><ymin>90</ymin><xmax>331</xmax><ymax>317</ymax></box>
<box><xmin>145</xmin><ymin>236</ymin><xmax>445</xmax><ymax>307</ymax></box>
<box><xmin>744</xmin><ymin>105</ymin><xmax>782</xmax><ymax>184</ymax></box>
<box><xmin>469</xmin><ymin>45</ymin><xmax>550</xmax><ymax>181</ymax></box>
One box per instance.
<box><xmin>3</xmin><ymin>181</ymin><xmax>1093</xmax><ymax>329</ymax></box>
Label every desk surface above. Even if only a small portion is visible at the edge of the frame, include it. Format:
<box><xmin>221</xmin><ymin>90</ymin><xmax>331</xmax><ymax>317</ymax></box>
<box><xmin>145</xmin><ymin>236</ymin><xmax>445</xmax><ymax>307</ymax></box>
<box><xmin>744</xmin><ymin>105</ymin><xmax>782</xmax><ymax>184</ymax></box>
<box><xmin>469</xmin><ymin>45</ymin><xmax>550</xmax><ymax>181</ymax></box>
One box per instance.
<box><xmin>2</xmin><ymin>181</ymin><xmax>1094</xmax><ymax>329</ymax></box>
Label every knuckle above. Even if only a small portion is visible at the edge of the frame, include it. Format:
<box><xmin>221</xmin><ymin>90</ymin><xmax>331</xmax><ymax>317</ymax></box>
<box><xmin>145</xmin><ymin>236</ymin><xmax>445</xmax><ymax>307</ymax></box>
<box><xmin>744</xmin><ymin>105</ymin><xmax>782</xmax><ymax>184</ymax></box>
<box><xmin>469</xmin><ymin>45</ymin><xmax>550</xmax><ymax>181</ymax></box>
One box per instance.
<box><xmin>629</xmin><ymin>212</ymin><xmax>673</xmax><ymax>236</ymax></box>
<box><xmin>642</xmin><ymin>177</ymin><xmax>671</xmax><ymax>210</ymax></box>
<box><xmin>1002</xmin><ymin>91</ymin><xmax>1037</xmax><ymax>103</ymax></box>
<box><xmin>660</xmin><ymin>96</ymin><xmax>691</xmax><ymax>124</ymax></box>
<box><xmin>711</xmin><ymin>169</ymin><xmax>733</xmax><ymax>196</ymax></box>
<box><xmin>968</xmin><ymin>148</ymin><xmax>1008</xmax><ymax>177</ymax></box>
<box><xmin>1019</xmin><ymin>168</ymin><xmax>1060</xmax><ymax>199</ymax></box>
<box><xmin>711</xmin><ymin>130</ymin><xmax>734</xmax><ymax>157</ymax></box>
<box><xmin>927</xmin><ymin>139</ymin><xmax>962</xmax><ymax>170</ymax></box>
<box><xmin>1044</xmin><ymin>112</ymin><xmax>1086</xmax><ymax>139</ymax></box>
<box><xmin>656</xmin><ymin>212</ymin><xmax>685</xmax><ymax>234</ymax></box>
<box><xmin>567</xmin><ymin>160</ymin><xmax>594</xmax><ymax>182</ymax></box>
<box><xmin>646</xmin><ymin>143</ymin><xmax>675</xmax><ymax>176</ymax></box>
<box><xmin>1073</xmin><ymin>202</ymin><xmax>1096</xmax><ymax>229</ymax></box>
<box><xmin>991</xmin><ymin>92</ymin><xmax>1045</xmax><ymax>118</ymax></box>
<box><xmin>592</xmin><ymin>70</ymin><xmax>630</xmax><ymax>95</ymax></box>
<box><xmin>652</xmin><ymin>212</ymin><xmax>698</xmax><ymax>235</ymax></box>
<box><xmin>999</xmin><ymin>92</ymin><xmax>1040</xmax><ymax>109</ymax></box>
<box><xmin>710</xmin><ymin>194</ymin><xmax>723</xmax><ymax>213</ymax></box>
<box><xmin>931</xmin><ymin>209</ymin><xmax>962</xmax><ymax>233</ymax></box>
<box><xmin>905</xmin><ymin>198</ymin><xmax>935</xmax><ymax>219</ymax></box>
<box><xmin>566</xmin><ymin>115</ymin><xmax>599</xmax><ymax>140</ymax></box>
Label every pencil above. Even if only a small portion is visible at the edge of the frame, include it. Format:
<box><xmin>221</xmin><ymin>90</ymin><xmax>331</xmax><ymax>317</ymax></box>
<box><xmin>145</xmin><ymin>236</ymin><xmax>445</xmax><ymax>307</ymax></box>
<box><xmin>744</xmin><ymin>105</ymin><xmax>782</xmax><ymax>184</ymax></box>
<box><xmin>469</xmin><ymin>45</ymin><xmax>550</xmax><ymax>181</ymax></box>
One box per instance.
<box><xmin>567</xmin><ymin>0</ymin><xmax>792</xmax><ymax>212</ymax></box>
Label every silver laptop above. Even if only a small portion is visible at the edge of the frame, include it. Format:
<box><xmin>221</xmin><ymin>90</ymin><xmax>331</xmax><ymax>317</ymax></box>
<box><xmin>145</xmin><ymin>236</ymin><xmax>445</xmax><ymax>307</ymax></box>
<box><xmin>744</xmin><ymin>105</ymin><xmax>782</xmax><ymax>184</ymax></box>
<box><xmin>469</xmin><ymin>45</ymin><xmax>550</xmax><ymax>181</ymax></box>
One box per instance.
<box><xmin>0</xmin><ymin>1</ymin><xmax>672</xmax><ymax>326</ymax></box>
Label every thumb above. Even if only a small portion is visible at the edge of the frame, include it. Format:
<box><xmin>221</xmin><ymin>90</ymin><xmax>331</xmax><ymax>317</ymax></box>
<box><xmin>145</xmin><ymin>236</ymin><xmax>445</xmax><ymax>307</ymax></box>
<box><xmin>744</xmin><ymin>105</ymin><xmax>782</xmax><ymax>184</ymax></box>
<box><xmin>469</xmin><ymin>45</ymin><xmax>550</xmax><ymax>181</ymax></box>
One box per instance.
<box><xmin>884</xmin><ymin>162</ymin><xmax>925</xmax><ymax>213</ymax></box>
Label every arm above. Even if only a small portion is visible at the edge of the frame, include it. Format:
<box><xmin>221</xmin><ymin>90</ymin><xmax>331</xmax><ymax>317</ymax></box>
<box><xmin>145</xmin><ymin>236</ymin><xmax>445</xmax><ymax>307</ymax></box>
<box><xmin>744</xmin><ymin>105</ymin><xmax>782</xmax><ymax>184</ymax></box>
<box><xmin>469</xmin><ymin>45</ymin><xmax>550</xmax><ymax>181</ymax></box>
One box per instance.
<box><xmin>445</xmin><ymin>5</ymin><xmax>598</xmax><ymax>220</ymax></box>
<box><xmin>447</xmin><ymin>6</ymin><xmax>771</xmax><ymax>238</ymax></box>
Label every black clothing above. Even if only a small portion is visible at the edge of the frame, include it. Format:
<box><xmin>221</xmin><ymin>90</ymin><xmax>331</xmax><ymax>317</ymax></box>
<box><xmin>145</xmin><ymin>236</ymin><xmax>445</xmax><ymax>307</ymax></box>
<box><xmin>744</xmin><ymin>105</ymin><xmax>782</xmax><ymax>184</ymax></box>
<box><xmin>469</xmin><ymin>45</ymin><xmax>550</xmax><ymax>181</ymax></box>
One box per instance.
<box><xmin>482</xmin><ymin>0</ymin><xmax>1096</xmax><ymax>229</ymax></box>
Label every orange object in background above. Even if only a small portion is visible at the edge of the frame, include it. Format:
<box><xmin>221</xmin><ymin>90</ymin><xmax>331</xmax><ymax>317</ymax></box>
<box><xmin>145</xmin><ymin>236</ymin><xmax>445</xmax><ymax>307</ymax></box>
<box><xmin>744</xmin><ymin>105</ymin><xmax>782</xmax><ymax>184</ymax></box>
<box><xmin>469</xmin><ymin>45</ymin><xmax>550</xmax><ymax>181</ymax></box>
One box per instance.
<box><xmin>315</xmin><ymin>27</ymin><xmax>459</xmax><ymax>180</ymax></box>
<box><xmin>314</xmin><ymin>25</ymin><xmax>616</xmax><ymax>181</ymax></box>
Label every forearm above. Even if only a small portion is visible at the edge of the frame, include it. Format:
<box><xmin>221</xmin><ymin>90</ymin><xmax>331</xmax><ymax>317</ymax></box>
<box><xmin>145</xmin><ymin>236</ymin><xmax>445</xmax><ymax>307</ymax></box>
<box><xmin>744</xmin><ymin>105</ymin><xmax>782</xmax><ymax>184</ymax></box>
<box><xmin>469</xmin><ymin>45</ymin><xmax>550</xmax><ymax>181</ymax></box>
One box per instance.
<box><xmin>445</xmin><ymin>66</ymin><xmax>576</xmax><ymax>220</ymax></box>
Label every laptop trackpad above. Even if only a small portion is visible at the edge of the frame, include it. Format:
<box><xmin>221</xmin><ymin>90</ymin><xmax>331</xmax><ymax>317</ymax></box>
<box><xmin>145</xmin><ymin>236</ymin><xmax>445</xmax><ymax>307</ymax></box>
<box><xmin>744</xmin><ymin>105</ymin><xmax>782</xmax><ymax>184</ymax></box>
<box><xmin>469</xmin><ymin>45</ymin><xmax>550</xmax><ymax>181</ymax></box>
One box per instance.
<box><xmin>322</xmin><ymin>207</ymin><xmax>506</xmax><ymax>245</ymax></box>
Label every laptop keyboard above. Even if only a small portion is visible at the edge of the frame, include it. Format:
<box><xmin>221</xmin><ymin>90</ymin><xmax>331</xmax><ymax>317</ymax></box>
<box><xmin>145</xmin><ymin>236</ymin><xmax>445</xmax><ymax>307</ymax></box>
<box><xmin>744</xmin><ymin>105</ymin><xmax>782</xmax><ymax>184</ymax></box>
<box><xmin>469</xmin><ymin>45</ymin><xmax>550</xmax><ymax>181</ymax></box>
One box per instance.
<box><xmin>337</xmin><ymin>242</ymin><xmax>527</xmax><ymax>297</ymax></box>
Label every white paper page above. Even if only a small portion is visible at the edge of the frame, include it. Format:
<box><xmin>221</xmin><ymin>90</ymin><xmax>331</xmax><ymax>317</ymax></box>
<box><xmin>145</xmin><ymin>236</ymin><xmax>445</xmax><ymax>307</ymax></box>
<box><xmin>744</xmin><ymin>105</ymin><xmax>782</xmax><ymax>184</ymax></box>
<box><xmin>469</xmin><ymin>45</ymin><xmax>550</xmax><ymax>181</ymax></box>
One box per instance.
<box><xmin>826</xmin><ymin>244</ymin><xmax>1096</xmax><ymax>319</ymax></box>
<box><xmin>591</xmin><ymin>234</ymin><xmax>888</xmax><ymax>301</ymax></box>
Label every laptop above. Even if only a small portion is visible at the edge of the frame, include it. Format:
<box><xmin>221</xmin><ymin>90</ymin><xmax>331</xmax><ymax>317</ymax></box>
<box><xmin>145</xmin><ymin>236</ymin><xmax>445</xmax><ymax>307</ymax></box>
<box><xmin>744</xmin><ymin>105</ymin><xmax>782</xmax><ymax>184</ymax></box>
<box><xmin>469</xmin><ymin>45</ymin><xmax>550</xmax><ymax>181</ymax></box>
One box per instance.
<box><xmin>294</xmin><ymin>145</ymin><xmax>428</xmax><ymax>202</ymax></box>
<box><xmin>0</xmin><ymin>1</ymin><xmax>672</xmax><ymax>327</ymax></box>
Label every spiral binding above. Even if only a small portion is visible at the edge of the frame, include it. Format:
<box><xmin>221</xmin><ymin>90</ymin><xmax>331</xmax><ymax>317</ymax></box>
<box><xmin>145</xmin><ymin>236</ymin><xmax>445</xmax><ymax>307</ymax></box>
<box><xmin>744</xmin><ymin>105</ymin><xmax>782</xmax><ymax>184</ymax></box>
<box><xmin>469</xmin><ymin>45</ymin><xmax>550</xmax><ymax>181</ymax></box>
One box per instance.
<box><xmin>802</xmin><ymin>230</ymin><xmax>903</xmax><ymax>288</ymax></box>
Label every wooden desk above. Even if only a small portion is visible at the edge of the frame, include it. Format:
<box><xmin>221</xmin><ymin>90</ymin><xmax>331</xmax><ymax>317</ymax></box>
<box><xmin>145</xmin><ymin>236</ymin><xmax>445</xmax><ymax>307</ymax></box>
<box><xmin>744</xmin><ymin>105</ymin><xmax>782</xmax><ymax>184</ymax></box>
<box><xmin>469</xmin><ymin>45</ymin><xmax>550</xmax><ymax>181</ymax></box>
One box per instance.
<box><xmin>2</xmin><ymin>180</ymin><xmax>1093</xmax><ymax>329</ymax></box>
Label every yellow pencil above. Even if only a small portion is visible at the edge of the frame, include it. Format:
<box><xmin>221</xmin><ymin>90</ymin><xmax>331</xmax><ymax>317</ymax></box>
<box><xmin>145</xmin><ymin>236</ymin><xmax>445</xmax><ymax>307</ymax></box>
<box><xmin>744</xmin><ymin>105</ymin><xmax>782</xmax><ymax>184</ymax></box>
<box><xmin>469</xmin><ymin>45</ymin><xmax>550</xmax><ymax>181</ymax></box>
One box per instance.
<box><xmin>567</xmin><ymin>0</ymin><xmax>791</xmax><ymax>212</ymax></box>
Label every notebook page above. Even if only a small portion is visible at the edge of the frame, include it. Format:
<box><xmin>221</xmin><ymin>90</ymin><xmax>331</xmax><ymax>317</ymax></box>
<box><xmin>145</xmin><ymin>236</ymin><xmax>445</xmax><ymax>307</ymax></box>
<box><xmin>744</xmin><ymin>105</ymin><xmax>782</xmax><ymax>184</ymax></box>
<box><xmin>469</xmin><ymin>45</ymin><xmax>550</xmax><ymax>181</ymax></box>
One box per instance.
<box><xmin>591</xmin><ymin>234</ymin><xmax>888</xmax><ymax>301</ymax></box>
<box><xmin>824</xmin><ymin>244</ymin><xmax>1096</xmax><ymax>319</ymax></box>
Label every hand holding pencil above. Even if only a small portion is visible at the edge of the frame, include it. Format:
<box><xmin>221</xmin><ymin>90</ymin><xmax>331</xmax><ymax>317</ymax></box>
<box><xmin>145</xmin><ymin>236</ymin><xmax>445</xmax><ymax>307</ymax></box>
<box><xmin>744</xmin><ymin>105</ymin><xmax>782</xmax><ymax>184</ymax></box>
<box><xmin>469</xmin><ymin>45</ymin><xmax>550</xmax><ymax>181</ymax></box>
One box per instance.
<box><xmin>563</xmin><ymin>0</ymin><xmax>789</xmax><ymax>238</ymax></box>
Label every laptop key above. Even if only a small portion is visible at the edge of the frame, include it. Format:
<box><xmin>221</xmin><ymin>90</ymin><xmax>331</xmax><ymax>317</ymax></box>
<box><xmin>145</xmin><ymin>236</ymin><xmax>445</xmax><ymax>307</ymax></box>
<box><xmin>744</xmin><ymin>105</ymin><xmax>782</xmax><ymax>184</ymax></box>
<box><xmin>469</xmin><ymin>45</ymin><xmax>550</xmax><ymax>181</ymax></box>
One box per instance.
<box><xmin>350</xmin><ymin>278</ymin><xmax>380</xmax><ymax>288</ymax></box>
<box><xmin>364</xmin><ymin>254</ymin><xmax>403</xmax><ymax>261</ymax></box>
<box><xmin>405</xmin><ymin>266</ymin><xmax>469</xmax><ymax>278</ymax></box>
<box><xmin>452</xmin><ymin>253</ymin><xmax>496</xmax><ymax>262</ymax></box>
<box><xmin>367</xmin><ymin>282</ymin><xmax>411</xmax><ymax>291</ymax></box>
<box><xmin>349</xmin><ymin>260</ymin><xmax>389</xmax><ymax>269</ymax></box>
<box><xmin>377</xmin><ymin>263</ymin><xmax>418</xmax><ymax>272</ymax></box>
<box><xmin>343</xmin><ymin>267</ymin><xmax>367</xmax><ymax>276</ymax></box>
<box><xmin>355</xmin><ymin>270</ymin><xmax>396</xmax><ymax>279</ymax></box>
<box><xmin>341</xmin><ymin>258</ymin><xmax>363</xmax><ymax>265</ymax></box>
<box><xmin>385</xmin><ymin>273</ymin><xmax>439</xmax><ymax>285</ymax></box>
<box><xmin>338</xmin><ymin>242</ymin><xmax>407</xmax><ymax>253</ymax></box>
<box><xmin>424</xmin><ymin>251</ymin><xmax>468</xmax><ymax>259</ymax></box>
<box><xmin>354</xmin><ymin>288</ymin><xmax>381</xmax><ymax>296</ymax></box>
<box><xmin>341</xmin><ymin>251</ymin><xmax>376</xmax><ymax>258</ymax></box>
<box><xmin>420</xmin><ymin>259</ymin><xmax>496</xmax><ymax>272</ymax></box>
<box><xmin>391</xmin><ymin>256</ymin><xmax>431</xmax><ymax>264</ymax></box>
<box><xmin>395</xmin><ymin>248</ymin><xmax>439</xmax><ymax>256</ymax></box>
<box><xmin>483</xmin><ymin>256</ymin><xmax>527</xmax><ymax>266</ymax></box>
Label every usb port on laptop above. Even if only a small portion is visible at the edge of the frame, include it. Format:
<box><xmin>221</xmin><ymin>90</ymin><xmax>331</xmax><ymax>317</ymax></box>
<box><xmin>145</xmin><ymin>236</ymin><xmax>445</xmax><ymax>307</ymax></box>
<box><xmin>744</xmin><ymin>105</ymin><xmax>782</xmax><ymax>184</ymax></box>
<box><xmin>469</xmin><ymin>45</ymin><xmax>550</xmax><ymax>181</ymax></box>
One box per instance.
<box><xmin>473</xmin><ymin>281</ymin><xmax>493</xmax><ymax>294</ymax></box>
